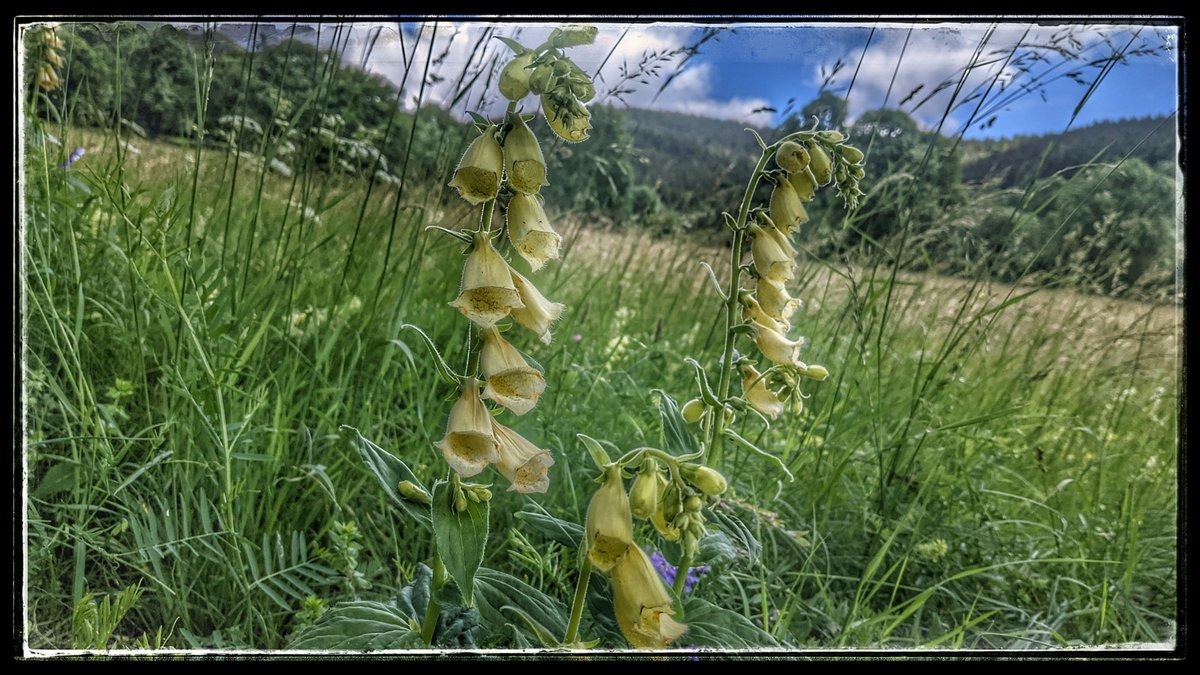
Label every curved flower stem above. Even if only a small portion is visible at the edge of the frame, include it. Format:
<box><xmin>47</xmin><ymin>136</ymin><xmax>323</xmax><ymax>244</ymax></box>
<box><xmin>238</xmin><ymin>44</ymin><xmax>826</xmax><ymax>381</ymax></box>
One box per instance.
<box><xmin>672</xmin><ymin>550</ymin><xmax>694</xmax><ymax>608</ymax></box>
<box><xmin>563</xmin><ymin>556</ymin><xmax>592</xmax><ymax>645</ymax></box>
<box><xmin>420</xmin><ymin>556</ymin><xmax>446</xmax><ymax>645</ymax></box>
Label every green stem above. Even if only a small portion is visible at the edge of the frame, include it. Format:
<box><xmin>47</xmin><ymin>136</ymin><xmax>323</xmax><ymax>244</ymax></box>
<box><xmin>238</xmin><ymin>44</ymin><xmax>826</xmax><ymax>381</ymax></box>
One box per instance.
<box><xmin>563</xmin><ymin>557</ymin><xmax>592</xmax><ymax>645</ymax></box>
<box><xmin>420</xmin><ymin>557</ymin><xmax>446</xmax><ymax>645</ymax></box>
<box><xmin>672</xmin><ymin>551</ymin><xmax>694</xmax><ymax>613</ymax></box>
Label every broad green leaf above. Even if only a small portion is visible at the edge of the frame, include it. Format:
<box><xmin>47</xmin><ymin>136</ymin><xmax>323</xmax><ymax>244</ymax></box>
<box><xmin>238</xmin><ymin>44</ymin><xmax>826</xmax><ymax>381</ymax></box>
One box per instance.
<box><xmin>708</xmin><ymin>507</ymin><xmax>761</xmax><ymax>566</ymax></box>
<box><xmin>695</xmin><ymin>530</ymin><xmax>737</xmax><ymax>567</ymax></box>
<box><xmin>656</xmin><ymin>390</ymin><xmax>698</xmax><ymax>456</ymax></box>
<box><xmin>514</xmin><ymin>507</ymin><xmax>583</xmax><ymax>548</ymax></box>
<box><xmin>342</xmin><ymin>426</ymin><xmax>431</xmax><ymax>529</ymax></box>
<box><xmin>288</xmin><ymin>601</ymin><xmax>422</xmax><ymax>650</ymax></box>
<box><xmin>394</xmin><ymin>562</ymin><xmax>433</xmax><ymax>621</ymax></box>
<box><xmin>681</xmin><ymin>597</ymin><xmax>780</xmax><ymax>648</ymax></box>
<box><xmin>431</xmin><ymin>480</ymin><xmax>488</xmax><ymax>607</ymax></box>
<box><xmin>474</xmin><ymin>567</ymin><xmax>568</xmax><ymax>642</ymax></box>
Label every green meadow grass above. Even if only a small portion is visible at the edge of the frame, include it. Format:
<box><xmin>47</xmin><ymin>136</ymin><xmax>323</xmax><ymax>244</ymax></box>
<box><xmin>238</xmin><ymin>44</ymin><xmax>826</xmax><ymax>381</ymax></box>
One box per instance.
<box><xmin>22</xmin><ymin>127</ymin><xmax>1178</xmax><ymax>650</ymax></box>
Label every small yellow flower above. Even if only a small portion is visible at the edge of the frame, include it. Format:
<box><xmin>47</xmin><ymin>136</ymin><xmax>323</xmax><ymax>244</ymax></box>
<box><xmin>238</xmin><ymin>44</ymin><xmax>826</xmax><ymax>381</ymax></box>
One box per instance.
<box><xmin>480</xmin><ymin>327</ymin><xmax>546</xmax><ymax>415</ymax></box>
<box><xmin>490</xmin><ymin>420</ymin><xmax>555</xmax><ymax>494</ymax></box>
<box><xmin>681</xmin><ymin>464</ymin><xmax>727</xmax><ymax>496</ymax></box>
<box><xmin>611</xmin><ymin>545</ymin><xmax>688</xmax><ymax>649</ymax></box>
<box><xmin>448</xmin><ymin>126</ymin><xmax>503</xmax><ymax>205</ymax></box>
<box><xmin>541</xmin><ymin>94</ymin><xmax>592</xmax><ymax>143</ymax></box>
<box><xmin>499</xmin><ymin>52</ymin><xmax>535</xmax><ymax>101</ymax></box>
<box><xmin>506</xmin><ymin>193</ymin><xmax>561</xmax><ymax>271</ymax></box>
<box><xmin>787</xmin><ymin>168</ymin><xmax>817</xmax><ymax>201</ymax></box>
<box><xmin>808</xmin><ymin>142</ymin><xmax>833</xmax><ymax>186</ymax></box>
<box><xmin>740</xmin><ymin>363</ymin><xmax>785</xmax><ymax>419</ymax></box>
<box><xmin>509</xmin><ymin>269</ymin><xmax>565</xmax><ymax>345</ymax></box>
<box><xmin>756</xmin><ymin>277</ymin><xmax>801</xmax><ymax>323</ymax></box>
<box><xmin>36</xmin><ymin>64</ymin><xmax>60</xmax><ymax>91</ymax></box>
<box><xmin>759</xmin><ymin>215</ymin><xmax>796</xmax><ymax>258</ymax></box>
<box><xmin>748</xmin><ymin>223</ymin><xmax>794</xmax><ymax>283</ymax></box>
<box><xmin>435</xmin><ymin>379</ymin><xmax>500</xmax><ymax>478</ymax></box>
<box><xmin>45</xmin><ymin>49</ymin><xmax>65</xmax><ymax>68</ymax></box>
<box><xmin>628</xmin><ymin>459</ymin><xmax>660</xmax><ymax>520</ymax></box>
<box><xmin>585</xmin><ymin>466</ymin><xmax>633</xmax><ymax>572</ymax></box>
<box><xmin>42</xmin><ymin>30</ymin><xmax>65</xmax><ymax>50</ymax></box>
<box><xmin>775</xmin><ymin>141</ymin><xmax>810</xmax><ymax>173</ymax></box>
<box><xmin>752</xmin><ymin>320</ymin><xmax>807</xmax><ymax>369</ymax></box>
<box><xmin>769</xmin><ymin>178</ymin><xmax>809</xmax><ymax>235</ymax></box>
<box><xmin>450</xmin><ymin>232</ymin><xmax>525</xmax><ymax>328</ymax></box>
<box><xmin>503</xmin><ymin>115</ymin><xmax>548</xmax><ymax>194</ymax></box>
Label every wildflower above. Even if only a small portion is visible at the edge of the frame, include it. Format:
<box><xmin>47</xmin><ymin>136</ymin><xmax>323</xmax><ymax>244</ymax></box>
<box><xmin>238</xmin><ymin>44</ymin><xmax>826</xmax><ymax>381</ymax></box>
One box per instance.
<box><xmin>509</xmin><ymin>269</ymin><xmax>565</xmax><ymax>345</ymax></box>
<box><xmin>762</xmin><ymin>216</ymin><xmax>797</xmax><ymax>258</ymax></box>
<box><xmin>628</xmin><ymin>458</ymin><xmax>660</xmax><ymax>519</ymax></box>
<box><xmin>611</xmin><ymin>546</ymin><xmax>688</xmax><ymax>649</ymax></box>
<box><xmin>585</xmin><ymin>466</ymin><xmax>633</xmax><ymax>572</ymax></box>
<box><xmin>450</xmin><ymin>232</ymin><xmax>524</xmax><ymax>328</ymax></box>
<box><xmin>448</xmin><ymin>125</ymin><xmax>503</xmax><ymax>205</ymax></box>
<box><xmin>787</xmin><ymin>168</ymin><xmax>818</xmax><ymax>201</ymax></box>
<box><xmin>506</xmin><ymin>193</ymin><xmax>561</xmax><ymax>270</ymax></box>
<box><xmin>775</xmin><ymin>141</ymin><xmax>810</xmax><ymax>173</ymax></box>
<box><xmin>36</xmin><ymin>64</ymin><xmax>60</xmax><ymax>91</ymax></box>
<box><xmin>756</xmin><ymin>277</ymin><xmax>801</xmax><ymax>323</ymax></box>
<box><xmin>680</xmin><ymin>464</ymin><xmax>727</xmax><ymax>496</ymax></box>
<box><xmin>807</xmin><ymin>142</ymin><xmax>833</xmax><ymax>186</ymax></box>
<box><xmin>60</xmin><ymin>147</ymin><xmax>85</xmax><ymax>170</ymax></box>
<box><xmin>740</xmin><ymin>363</ymin><xmax>785</xmax><ymax>419</ymax></box>
<box><xmin>499</xmin><ymin>51</ymin><xmax>535</xmax><ymax>101</ymax></box>
<box><xmin>45</xmin><ymin>49</ymin><xmax>65</xmax><ymax>68</ymax></box>
<box><xmin>752</xmin><ymin>320</ymin><xmax>806</xmax><ymax>369</ymax></box>
<box><xmin>804</xmin><ymin>364</ymin><xmax>829</xmax><ymax>381</ymax></box>
<box><xmin>542</xmin><ymin>94</ymin><xmax>591</xmax><ymax>143</ymax></box>
<box><xmin>680</xmin><ymin>398</ymin><xmax>705</xmax><ymax>424</ymax></box>
<box><xmin>741</xmin><ymin>293</ymin><xmax>788</xmax><ymax>333</ymax></box>
<box><xmin>748</xmin><ymin>224</ymin><xmax>794</xmax><ymax>283</ymax></box>
<box><xmin>490</xmin><ymin>420</ymin><xmax>554</xmax><ymax>494</ymax></box>
<box><xmin>503</xmin><ymin>115</ymin><xmax>548</xmax><ymax>194</ymax></box>
<box><xmin>647</xmin><ymin>549</ymin><xmax>711</xmax><ymax>594</ymax></box>
<box><xmin>769</xmin><ymin>178</ymin><xmax>809</xmax><ymax>235</ymax></box>
<box><xmin>480</xmin><ymin>327</ymin><xmax>546</xmax><ymax>415</ymax></box>
<box><xmin>435</xmin><ymin>379</ymin><xmax>500</xmax><ymax>478</ymax></box>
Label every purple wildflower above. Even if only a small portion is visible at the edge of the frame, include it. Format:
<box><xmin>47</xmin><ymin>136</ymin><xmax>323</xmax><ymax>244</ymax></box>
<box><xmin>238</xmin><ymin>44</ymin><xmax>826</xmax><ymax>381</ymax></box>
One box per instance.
<box><xmin>647</xmin><ymin>548</ymin><xmax>711</xmax><ymax>594</ymax></box>
<box><xmin>60</xmin><ymin>147</ymin><xmax>85</xmax><ymax>170</ymax></box>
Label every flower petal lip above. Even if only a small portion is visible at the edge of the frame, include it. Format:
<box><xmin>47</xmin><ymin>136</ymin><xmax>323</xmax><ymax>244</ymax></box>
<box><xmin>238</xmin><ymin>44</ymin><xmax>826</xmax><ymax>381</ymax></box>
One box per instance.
<box><xmin>611</xmin><ymin>545</ymin><xmax>688</xmax><ymax>649</ymax></box>
<box><xmin>756</xmin><ymin>276</ymin><xmax>801</xmax><ymax>323</ymax></box>
<box><xmin>752</xmin><ymin>319</ymin><xmax>807</xmax><ymax>369</ymax></box>
<box><xmin>749</xmin><ymin>223</ymin><xmax>795</xmax><ymax>283</ymax></box>
<box><xmin>741</xmin><ymin>364</ymin><xmax>785</xmax><ymax>419</ymax></box>
<box><xmin>491</xmin><ymin>419</ymin><xmax>554</xmax><ymax>494</ymax></box>
<box><xmin>450</xmin><ymin>232</ymin><xmax>525</xmax><ymax>328</ymax></box>
<box><xmin>436</xmin><ymin>379</ymin><xmax>500</xmax><ymax>477</ymax></box>
<box><xmin>480</xmin><ymin>327</ymin><xmax>546</xmax><ymax>415</ymax></box>
<box><xmin>507</xmin><ymin>193</ymin><xmax>561</xmax><ymax>271</ymax></box>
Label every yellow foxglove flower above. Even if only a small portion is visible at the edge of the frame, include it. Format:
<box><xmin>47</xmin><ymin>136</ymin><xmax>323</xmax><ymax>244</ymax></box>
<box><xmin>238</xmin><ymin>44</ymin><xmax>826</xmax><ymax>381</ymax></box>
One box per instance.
<box><xmin>506</xmin><ymin>193</ymin><xmax>561</xmax><ymax>271</ymax></box>
<box><xmin>499</xmin><ymin>52</ymin><xmax>535</xmax><ymax>101</ymax></box>
<box><xmin>585</xmin><ymin>466</ymin><xmax>633</xmax><ymax>572</ymax></box>
<box><xmin>503</xmin><ymin>115</ymin><xmax>548</xmax><ymax>194</ymax></box>
<box><xmin>769</xmin><ymin>178</ymin><xmax>809</xmax><ymax>235</ymax></box>
<box><xmin>681</xmin><ymin>464</ymin><xmax>727</xmax><ymax>496</ymax></box>
<box><xmin>435</xmin><ymin>379</ymin><xmax>500</xmax><ymax>478</ymax></box>
<box><xmin>450</xmin><ymin>232</ymin><xmax>525</xmax><ymax>328</ymax></box>
<box><xmin>490</xmin><ymin>420</ymin><xmax>555</xmax><ymax>494</ymax></box>
<box><xmin>448</xmin><ymin>126</ymin><xmax>503</xmax><ymax>205</ymax></box>
<box><xmin>611</xmin><ymin>546</ymin><xmax>688</xmax><ymax>649</ymax></box>
<box><xmin>788</xmin><ymin>168</ymin><xmax>818</xmax><ymax>201</ymax></box>
<box><xmin>740</xmin><ymin>363</ymin><xmax>785</xmax><ymax>419</ymax></box>
<box><xmin>752</xmin><ymin>320</ymin><xmax>807</xmax><ymax>369</ymax></box>
<box><xmin>541</xmin><ymin>94</ymin><xmax>591</xmax><ymax>143</ymax></box>
<box><xmin>480</xmin><ymin>327</ymin><xmax>546</xmax><ymax>415</ymax></box>
<box><xmin>775</xmin><ymin>140</ymin><xmax>810</xmax><ymax>173</ymax></box>
<box><xmin>760</xmin><ymin>215</ymin><xmax>796</xmax><ymax>258</ymax></box>
<box><xmin>36</xmin><ymin>64</ymin><xmax>60</xmax><ymax>91</ymax></box>
<box><xmin>43</xmin><ymin>31</ymin><xmax>65</xmax><ymax>50</ymax></box>
<box><xmin>742</xmin><ymin>294</ymin><xmax>788</xmax><ymax>333</ymax></box>
<box><xmin>808</xmin><ymin>142</ymin><xmax>833</xmax><ymax>186</ymax></box>
<box><xmin>46</xmin><ymin>49</ymin><xmax>65</xmax><ymax>68</ymax></box>
<box><xmin>509</xmin><ymin>269</ymin><xmax>565</xmax><ymax>345</ymax></box>
<box><xmin>756</xmin><ymin>276</ymin><xmax>801</xmax><ymax>323</ymax></box>
<box><xmin>628</xmin><ymin>459</ymin><xmax>659</xmax><ymax>520</ymax></box>
<box><xmin>748</xmin><ymin>224</ymin><xmax>794</xmax><ymax>283</ymax></box>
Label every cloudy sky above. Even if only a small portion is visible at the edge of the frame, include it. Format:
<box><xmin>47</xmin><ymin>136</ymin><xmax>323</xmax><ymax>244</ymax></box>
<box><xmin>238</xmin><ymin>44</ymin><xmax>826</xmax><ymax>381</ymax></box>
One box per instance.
<box><xmin>232</xmin><ymin>20</ymin><xmax>1178</xmax><ymax>139</ymax></box>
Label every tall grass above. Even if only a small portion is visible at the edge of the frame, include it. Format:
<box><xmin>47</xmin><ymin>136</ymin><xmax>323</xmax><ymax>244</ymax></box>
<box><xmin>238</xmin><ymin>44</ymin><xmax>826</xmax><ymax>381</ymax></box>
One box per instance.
<box><xmin>20</xmin><ymin>21</ymin><xmax>1178</xmax><ymax>650</ymax></box>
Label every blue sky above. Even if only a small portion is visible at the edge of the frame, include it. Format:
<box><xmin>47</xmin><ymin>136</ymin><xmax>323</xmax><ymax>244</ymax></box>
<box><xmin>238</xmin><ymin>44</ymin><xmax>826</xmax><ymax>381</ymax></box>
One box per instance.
<box><xmin>315</xmin><ymin>21</ymin><xmax>1179</xmax><ymax>140</ymax></box>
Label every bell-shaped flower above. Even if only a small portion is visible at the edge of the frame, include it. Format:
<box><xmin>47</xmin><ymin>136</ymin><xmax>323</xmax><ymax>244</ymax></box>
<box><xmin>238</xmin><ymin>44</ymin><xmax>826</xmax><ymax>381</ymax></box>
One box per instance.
<box><xmin>769</xmin><ymin>178</ymin><xmax>809</xmax><ymax>235</ymax></box>
<box><xmin>808</xmin><ymin>142</ymin><xmax>833</xmax><ymax>186</ymax></box>
<box><xmin>509</xmin><ymin>269</ymin><xmax>565</xmax><ymax>345</ymax></box>
<box><xmin>788</xmin><ymin>167</ymin><xmax>818</xmax><ymax>201</ymax></box>
<box><xmin>740</xmin><ymin>363</ymin><xmax>785</xmax><ymax>419</ymax></box>
<box><xmin>480</xmin><ymin>327</ymin><xmax>546</xmax><ymax>415</ymax></box>
<box><xmin>775</xmin><ymin>140</ymin><xmax>810</xmax><ymax>173</ymax></box>
<box><xmin>435</xmin><ymin>379</ymin><xmax>499</xmax><ymax>478</ymax></box>
<box><xmin>752</xmin><ymin>320</ymin><xmax>807</xmax><ymax>369</ymax></box>
<box><xmin>760</xmin><ymin>214</ymin><xmax>796</xmax><ymax>258</ymax></box>
<box><xmin>499</xmin><ymin>52</ymin><xmax>535</xmax><ymax>101</ymax></box>
<box><xmin>507</xmin><ymin>193</ymin><xmax>561</xmax><ymax>271</ymax></box>
<box><xmin>741</xmin><ymin>293</ymin><xmax>788</xmax><ymax>333</ymax></box>
<box><xmin>585</xmin><ymin>466</ymin><xmax>633</xmax><ymax>572</ymax></box>
<box><xmin>448</xmin><ymin>126</ymin><xmax>503</xmax><ymax>205</ymax></box>
<box><xmin>542</xmin><ymin>94</ymin><xmax>592</xmax><ymax>143</ymax></box>
<box><xmin>503</xmin><ymin>115</ymin><xmax>548</xmax><ymax>194</ymax></box>
<box><xmin>749</xmin><ymin>223</ymin><xmax>794</xmax><ymax>283</ymax></box>
<box><xmin>450</xmin><ymin>232</ymin><xmax>524</xmax><ymax>328</ymax></box>
<box><xmin>490</xmin><ymin>420</ymin><xmax>554</xmax><ymax>494</ymax></box>
<box><xmin>611</xmin><ymin>545</ymin><xmax>688</xmax><ymax>649</ymax></box>
<box><xmin>757</xmin><ymin>277</ymin><xmax>801</xmax><ymax>323</ymax></box>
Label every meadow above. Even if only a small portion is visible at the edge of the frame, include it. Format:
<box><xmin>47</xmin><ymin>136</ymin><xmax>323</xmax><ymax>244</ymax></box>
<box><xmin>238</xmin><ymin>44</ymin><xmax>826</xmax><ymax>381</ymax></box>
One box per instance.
<box><xmin>21</xmin><ymin>22</ymin><xmax>1180</xmax><ymax>653</ymax></box>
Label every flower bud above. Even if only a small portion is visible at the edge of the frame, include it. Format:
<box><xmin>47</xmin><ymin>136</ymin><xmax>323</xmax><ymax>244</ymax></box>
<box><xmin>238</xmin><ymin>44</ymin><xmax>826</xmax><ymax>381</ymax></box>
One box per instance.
<box><xmin>450</xmin><ymin>232</ymin><xmax>525</xmax><ymax>328</ymax></box>
<box><xmin>756</xmin><ymin>277</ymin><xmax>801</xmax><ymax>323</ymax></box>
<box><xmin>550</xmin><ymin>24</ymin><xmax>599</xmax><ymax>48</ymax></box>
<box><xmin>748</xmin><ymin>224</ymin><xmax>794</xmax><ymax>283</ymax></box>
<box><xmin>769</xmin><ymin>179</ymin><xmax>809</xmax><ymax>235</ymax></box>
<box><xmin>840</xmin><ymin>145</ymin><xmax>864</xmax><ymax>165</ymax></box>
<box><xmin>681</xmin><ymin>464</ymin><xmax>727</xmax><ymax>496</ymax></box>
<box><xmin>851</xmin><ymin>164</ymin><xmax>865</xmax><ymax>179</ymax></box>
<box><xmin>481</xmin><ymin>328</ymin><xmax>546</xmax><ymax>415</ymax></box>
<box><xmin>775</xmin><ymin>141</ymin><xmax>810</xmax><ymax>173</ymax></box>
<box><xmin>817</xmin><ymin>130</ymin><xmax>845</xmax><ymax>143</ymax></box>
<box><xmin>455</xmin><ymin>490</ymin><xmax>470</xmax><ymax>512</ymax></box>
<box><xmin>503</xmin><ymin>115</ymin><xmax>548</xmax><ymax>194</ymax></box>
<box><xmin>680</xmin><ymin>398</ymin><xmax>705</xmax><ymax>423</ymax></box>
<box><xmin>499</xmin><ymin>52</ymin><xmax>535</xmax><ymax>101</ymax></box>
<box><xmin>448</xmin><ymin>126</ymin><xmax>503</xmax><ymax>205</ymax></box>
<box><xmin>752</xmin><ymin>320</ymin><xmax>807</xmax><ymax>370</ymax></box>
<box><xmin>611</xmin><ymin>545</ymin><xmax>688</xmax><ymax>649</ymax></box>
<box><xmin>542</xmin><ymin>94</ymin><xmax>591</xmax><ymax>143</ymax></box>
<box><xmin>807</xmin><ymin>143</ymin><xmax>833</xmax><ymax>186</ymax></box>
<box><xmin>491</xmin><ymin>419</ymin><xmax>555</xmax><ymax>493</ymax></box>
<box><xmin>684</xmin><ymin>494</ymin><xmax>704</xmax><ymax>512</ymax></box>
<box><xmin>506</xmin><ymin>193</ymin><xmax>561</xmax><ymax>270</ymax></box>
<box><xmin>787</xmin><ymin>168</ymin><xmax>817</xmax><ymax>201</ymax></box>
<box><xmin>466</xmin><ymin>484</ymin><xmax>493</xmax><ymax>502</ymax></box>
<box><xmin>528</xmin><ymin>64</ymin><xmax>555</xmax><ymax>95</ymax></box>
<box><xmin>398</xmin><ymin>480</ymin><xmax>433</xmax><ymax>505</ymax></box>
<box><xmin>629</xmin><ymin>459</ymin><xmax>660</xmax><ymax>520</ymax></box>
<box><xmin>585</xmin><ymin>467</ymin><xmax>633</xmax><ymax>572</ymax></box>
<box><xmin>740</xmin><ymin>363</ymin><xmax>784</xmax><ymax>419</ymax></box>
<box><xmin>509</xmin><ymin>269</ymin><xmax>565</xmax><ymax>345</ymax></box>
<box><xmin>804</xmin><ymin>364</ymin><xmax>830</xmax><ymax>381</ymax></box>
<box><xmin>436</xmin><ymin>379</ymin><xmax>500</xmax><ymax>478</ymax></box>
